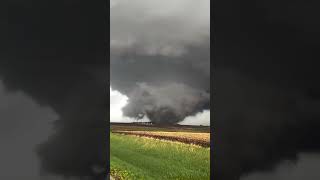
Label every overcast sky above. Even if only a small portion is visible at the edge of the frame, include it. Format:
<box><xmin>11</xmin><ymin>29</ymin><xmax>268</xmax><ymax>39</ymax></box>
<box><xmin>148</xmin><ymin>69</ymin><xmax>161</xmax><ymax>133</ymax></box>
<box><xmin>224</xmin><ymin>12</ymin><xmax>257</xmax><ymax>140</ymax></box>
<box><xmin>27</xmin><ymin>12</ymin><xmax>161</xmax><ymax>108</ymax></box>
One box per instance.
<box><xmin>110</xmin><ymin>0</ymin><xmax>210</xmax><ymax>125</ymax></box>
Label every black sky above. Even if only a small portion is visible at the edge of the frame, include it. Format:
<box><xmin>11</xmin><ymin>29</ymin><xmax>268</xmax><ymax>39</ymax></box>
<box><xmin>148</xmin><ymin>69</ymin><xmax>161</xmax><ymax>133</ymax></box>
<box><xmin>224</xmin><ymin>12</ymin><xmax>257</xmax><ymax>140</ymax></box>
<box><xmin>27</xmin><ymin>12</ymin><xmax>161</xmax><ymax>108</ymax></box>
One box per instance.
<box><xmin>214</xmin><ymin>0</ymin><xmax>320</xmax><ymax>179</ymax></box>
<box><xmin>0</xmin><ymin>0</ymin><xmax>107</xmax><ymax>179</ymax></box>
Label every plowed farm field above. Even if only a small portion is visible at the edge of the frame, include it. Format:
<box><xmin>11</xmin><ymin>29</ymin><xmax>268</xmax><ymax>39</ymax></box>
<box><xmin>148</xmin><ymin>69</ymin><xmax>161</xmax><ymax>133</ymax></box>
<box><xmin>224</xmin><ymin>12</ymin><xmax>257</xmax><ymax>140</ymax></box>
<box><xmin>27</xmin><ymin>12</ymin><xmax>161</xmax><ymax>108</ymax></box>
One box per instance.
<box><xmin>110</xmin><ymin>123</ymin><xmax>211</xmax><ymax>180</ymax></box>
<box><xmin>112</xmin><ymin>131</ymin><xmax>210</xmax><ymax>147</ymax></box>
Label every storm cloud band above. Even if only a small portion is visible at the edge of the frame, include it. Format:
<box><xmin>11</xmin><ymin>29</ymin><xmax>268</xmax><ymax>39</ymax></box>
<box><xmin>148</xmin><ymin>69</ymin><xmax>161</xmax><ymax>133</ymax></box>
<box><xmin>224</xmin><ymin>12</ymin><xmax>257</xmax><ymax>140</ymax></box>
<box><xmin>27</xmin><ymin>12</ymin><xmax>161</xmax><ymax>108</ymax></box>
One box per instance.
<box><xmin>110</xmin><ymin>0</ymin><xmax>210</xmax><ymax>125</ymax></box>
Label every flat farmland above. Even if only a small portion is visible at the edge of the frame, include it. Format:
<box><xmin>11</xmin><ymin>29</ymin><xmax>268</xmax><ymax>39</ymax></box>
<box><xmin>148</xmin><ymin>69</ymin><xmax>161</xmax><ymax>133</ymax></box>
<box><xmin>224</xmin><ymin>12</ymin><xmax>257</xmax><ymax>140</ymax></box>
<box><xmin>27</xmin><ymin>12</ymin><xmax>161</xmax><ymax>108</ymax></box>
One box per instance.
<box><xmin>113</xmin><ymin>131</ymin><xmax>209</xmax><ymax>147</ymax></box>
<box><xmin>110</xmin><ymin>123</ymin><xmax>211</xmax><ymax>180</ymax></box>
<box><xmin>111</xmin><ymin>123</ymin><xmax>210</xmax><ymax>133</ymax></box>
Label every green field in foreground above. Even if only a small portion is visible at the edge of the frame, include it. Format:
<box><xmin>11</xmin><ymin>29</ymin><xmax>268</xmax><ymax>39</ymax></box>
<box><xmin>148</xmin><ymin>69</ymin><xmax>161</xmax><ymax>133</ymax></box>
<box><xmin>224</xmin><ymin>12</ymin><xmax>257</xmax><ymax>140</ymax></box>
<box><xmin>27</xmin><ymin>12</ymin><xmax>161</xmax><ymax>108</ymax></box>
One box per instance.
<box><xmin>110</xmin><ymin>133</ymin><xmax>210</xmax><ymax>180</ymax></box>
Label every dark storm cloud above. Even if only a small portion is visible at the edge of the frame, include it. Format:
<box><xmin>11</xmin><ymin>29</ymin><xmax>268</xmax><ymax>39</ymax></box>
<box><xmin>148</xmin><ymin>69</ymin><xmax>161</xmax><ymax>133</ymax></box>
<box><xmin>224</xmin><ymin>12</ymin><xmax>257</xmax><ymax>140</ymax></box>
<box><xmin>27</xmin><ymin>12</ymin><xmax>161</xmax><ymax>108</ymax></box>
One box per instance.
<box><xmin>122</xmin><ymin>83</ymin><xmax>210</xmax><ymax>124</ymax></box>
<box><xmin>214</xmin><ymin>0</ymin><xmax>320</xmax><ymax>179</ymax></box>
<box><xmin>243</xmin><ymin>154</ymin><xmax>320</xmax><ymax>180</ymax></box>
<box><xmin>0</xmin><ymin>82</ymin><xmax>59</xmax><ymax>180</ymax></box>
<box><xmin>111</xmin><ymin>0</ymin><xmax>209</xmax><ymax>57</ymax></box>
<box><xmin>0</xmin><ymin>0</ymin><xmax>106</xmax><ymax>179</ymax></box>
<box><xmin>110</xmin><ymin>0</ymin><xmax>210</xmax><ymax>124</ymax></box>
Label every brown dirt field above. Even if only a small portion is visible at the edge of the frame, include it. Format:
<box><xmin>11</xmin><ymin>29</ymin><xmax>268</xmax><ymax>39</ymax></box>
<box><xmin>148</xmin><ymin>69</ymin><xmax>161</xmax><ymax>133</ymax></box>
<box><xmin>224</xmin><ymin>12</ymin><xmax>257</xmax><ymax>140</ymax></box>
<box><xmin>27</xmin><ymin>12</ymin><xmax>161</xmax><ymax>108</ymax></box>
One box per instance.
<box><xmin>112</xmin><ymin>130</ymin><xmax>210</xmax><ymax>147</ymax></box>
<box><xmin>110</xmin><ymin>123</ymin><xmax>210</xmax><ymax>133</ymax></box>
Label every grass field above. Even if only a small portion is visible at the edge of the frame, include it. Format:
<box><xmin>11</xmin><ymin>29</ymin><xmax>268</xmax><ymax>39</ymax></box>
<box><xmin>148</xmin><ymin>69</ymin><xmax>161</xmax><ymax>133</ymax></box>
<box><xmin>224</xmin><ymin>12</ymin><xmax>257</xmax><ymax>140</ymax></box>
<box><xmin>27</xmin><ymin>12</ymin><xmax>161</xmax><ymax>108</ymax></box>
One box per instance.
<box><xmin>110</xmin><ymin>123</ymin><xmax>210</xmax><ymax>180</ymax></box>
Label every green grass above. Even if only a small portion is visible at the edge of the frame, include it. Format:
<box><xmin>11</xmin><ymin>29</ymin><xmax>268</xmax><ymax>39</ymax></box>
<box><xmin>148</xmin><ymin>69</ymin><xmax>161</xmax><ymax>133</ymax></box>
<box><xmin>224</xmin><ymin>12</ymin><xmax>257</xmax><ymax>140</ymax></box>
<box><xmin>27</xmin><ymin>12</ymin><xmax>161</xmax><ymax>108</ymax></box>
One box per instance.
<box><xmin>110</xmin><ymin>133</ymin><xmax>210</xmax><ymax>180</ymax></box>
